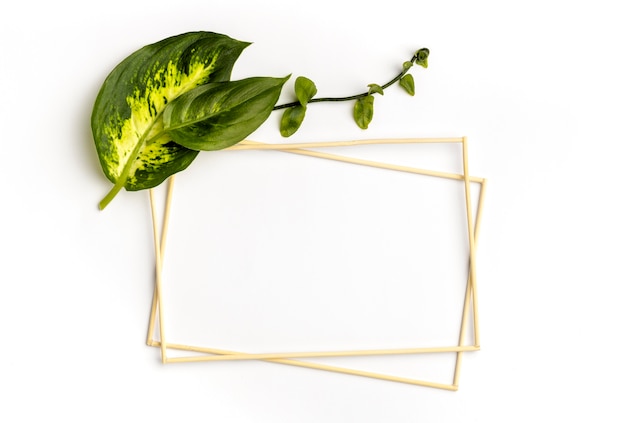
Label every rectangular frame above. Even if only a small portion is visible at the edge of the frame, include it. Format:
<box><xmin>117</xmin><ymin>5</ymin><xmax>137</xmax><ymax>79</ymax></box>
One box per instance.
<box><xmin>145</xmin><ymin>137</ymin><xmax>486</xmax><ymax>391</ymax></box>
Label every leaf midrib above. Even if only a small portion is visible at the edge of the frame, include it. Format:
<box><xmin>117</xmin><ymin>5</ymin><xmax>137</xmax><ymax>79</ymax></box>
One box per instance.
<box><xmin>98</xmin><ymin>117</ymin><xmax>166</xmax><ymax>209</ymax></box>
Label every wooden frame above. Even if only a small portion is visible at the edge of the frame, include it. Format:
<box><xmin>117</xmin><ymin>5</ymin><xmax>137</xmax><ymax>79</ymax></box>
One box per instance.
<box><xmin>145</xmin><ymin>136</ymin><xmax>486</xmax><ymax>391</ymax></box>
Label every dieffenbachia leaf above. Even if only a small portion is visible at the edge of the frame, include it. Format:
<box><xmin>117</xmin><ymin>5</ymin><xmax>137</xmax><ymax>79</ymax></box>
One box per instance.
<box><xmin>163</xmin><ymin>76</ymin><xmax>289</xmax><ymax>151</ymax></box>
<box><xmin>280</xmin><ymin>105</ymin><xmax>307</xmax><ymax>137</ymax></box>
<box><xmin>295</xmin><ymin>76</ymin><xmax>317</xmax><ymax>106</ymax></box>
<box><xmin>91</xmin><ymin>31</ymin><xmax>250</xmax><ymax>209</ymax></box>
<box><xmin>354</xmin><ymin>95</ymin><xmax>375</xmax><ymax>129</ymax></box>
<box><xmin>399</xmin><ymin>74</ymin><xmax>415</xmax><ymax>96</ymax></box>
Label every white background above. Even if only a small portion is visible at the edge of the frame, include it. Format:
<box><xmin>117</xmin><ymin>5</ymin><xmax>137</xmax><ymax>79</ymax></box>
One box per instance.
<box><xmin>1</xmin><ymin>0</ymin><xmax>625</xmax><ymax>421</ymax></box>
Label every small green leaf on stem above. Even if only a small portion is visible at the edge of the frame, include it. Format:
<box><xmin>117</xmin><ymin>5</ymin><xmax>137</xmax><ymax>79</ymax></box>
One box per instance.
<box><xmin>403</xmin><ymin>61</ymin><xmax>413</xmax><ymax>71</ymax></box>
<box><xmin>399</xmin><ymin>74</ymin><xmax>415</xmax><ymax>96</ymax></box>
<box><xmin>295</xmin><ymin>76</ymin><xmax>317</xmax><ymax>106</ymax></box>
<box><xmin>280</xmin><ymin>105</ymin><xmax>307</xmax><ymax>137</ymax></box>
<box><xmin>368</xmin><ymin>83</ymin><xmax>384</xmax><ymax>96</ymax></box>
<box><xmin>415</xmin><ymin>48</ymin><xmax>429</xmax><ymax>68</ymax></box>
<box><xmin>354</xmin><ymin>95</ymin><xmax>375</xmax><ymax>129</ymax></box>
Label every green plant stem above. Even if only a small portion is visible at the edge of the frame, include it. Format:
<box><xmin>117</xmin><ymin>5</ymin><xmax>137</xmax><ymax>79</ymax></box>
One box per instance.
<box><xmin>272</xmin><ymin>51</ymin><xmax>422</xmax><ymax>111</ymax></box>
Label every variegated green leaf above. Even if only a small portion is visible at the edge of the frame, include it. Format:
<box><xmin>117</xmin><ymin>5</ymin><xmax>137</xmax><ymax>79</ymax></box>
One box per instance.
<box><xmin>163</xmin><ymin>76</ymin><xmax>289</xmax><ymax>151</ymax></box>
<box><xmin>91</xmin><ymin>31</ymin><xmax>250</xmax><ymax>209</ymax></box>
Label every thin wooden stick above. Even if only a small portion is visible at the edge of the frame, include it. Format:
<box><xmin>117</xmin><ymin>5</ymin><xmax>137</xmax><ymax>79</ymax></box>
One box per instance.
<box><xmin>453</xmin><ymin>273</ymin><xmax>474</xmax><ymax>387</ymax></box>
<box><xmin>148</xmin><ymin>176</ymin><xmax>177</xmax><ymax>363</ymax></box>
<box><xmin>146</xmin><ymin>176</ymin><xmax>176</xmax><ymax>346</ymax></box>
<box><xmin>237</xmin><ymin>140</ymin><xmax>483</xmax><ymax>183</ymax></box>
<box><xmin>151</xmin><ymin>341</ymin><xmax>458</xmax><ymax>391</ymax></box>
<box><xmin>163</xmin><ymin>345</ymin><xmax>479</xmax><ymax>362</ymax></box>
<box><xmin>452</xmin><ymin>178</ymin><xmax>487</xmax><ymax>386</ymax></box>
<box><xmin>228</xmin><ymin>137</ymin><xmax>464</xmax><ymax>151</ymax></box>
<box><xmin>471</xmin><ymin>178</ymin><xmax>487</xmax><ymax>346</ymax></box>
<box><xmin>146</xmin><ymin>284</ymin><xmax>158</xmax><ymax>346</ymax></box>
<box><xmin>461</xmin><ymin>137</ymin><xmax>480</xmax><ymax>347</ymax></box>
<box><xmin>470</xmin><ymin>248</ymin><xmax>481</xmax><ymax>346</ymax></box>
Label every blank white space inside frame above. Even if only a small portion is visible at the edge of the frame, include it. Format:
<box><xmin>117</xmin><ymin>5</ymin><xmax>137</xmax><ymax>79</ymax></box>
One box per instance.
<box><xmin>155</xmin><ymin>139</ymin><xmax>482</xmax><ymax>382</ymax></box>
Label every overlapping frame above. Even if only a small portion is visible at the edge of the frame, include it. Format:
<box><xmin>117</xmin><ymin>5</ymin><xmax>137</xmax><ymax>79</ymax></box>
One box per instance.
<box><xmin>146</xmin><ymin>136</ymin><xmax>486</xmax><ymax>391</ymax></box>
